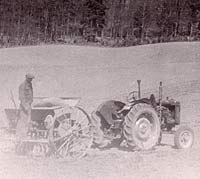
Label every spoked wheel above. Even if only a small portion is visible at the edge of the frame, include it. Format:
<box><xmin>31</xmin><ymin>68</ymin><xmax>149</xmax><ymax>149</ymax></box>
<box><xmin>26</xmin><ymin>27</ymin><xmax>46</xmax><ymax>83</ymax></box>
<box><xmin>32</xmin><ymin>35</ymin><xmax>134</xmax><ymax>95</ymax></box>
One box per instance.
<box><xmin>49</xmin><ymin>106</ymin><xmax>92</xmax><ymax>160</ymax></box>
<box><xmin>174</xmin><ymin>126</ymin><xmax>194</xmax><ymax>149</ymax></box>
<box><xmin>123</xmin><ymin>103</ymin><xmax>160</xmax><ymax>150</ymax></box>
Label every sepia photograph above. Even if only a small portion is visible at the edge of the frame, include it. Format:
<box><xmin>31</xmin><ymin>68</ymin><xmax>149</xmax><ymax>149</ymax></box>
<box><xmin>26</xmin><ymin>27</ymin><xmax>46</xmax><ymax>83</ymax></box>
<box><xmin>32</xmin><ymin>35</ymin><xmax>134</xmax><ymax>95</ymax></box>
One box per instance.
<box><xmin>0</xmin><ymin>0</ymin><xmax>199</xmax><ymax>178</ymax></box>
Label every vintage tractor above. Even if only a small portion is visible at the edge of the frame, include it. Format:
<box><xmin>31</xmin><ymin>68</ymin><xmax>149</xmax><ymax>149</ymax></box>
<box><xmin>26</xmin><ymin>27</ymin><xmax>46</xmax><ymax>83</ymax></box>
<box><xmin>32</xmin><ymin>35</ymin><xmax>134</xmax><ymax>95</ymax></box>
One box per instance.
<box><xmin>91</xmin><ymin>80</ymin><xmax>194</xmax><ymax>150</ymax></box>
<box><xmin>0</xmin><ymin>97</ymin><xmax>93</xmax><ymax>160</ymax></box>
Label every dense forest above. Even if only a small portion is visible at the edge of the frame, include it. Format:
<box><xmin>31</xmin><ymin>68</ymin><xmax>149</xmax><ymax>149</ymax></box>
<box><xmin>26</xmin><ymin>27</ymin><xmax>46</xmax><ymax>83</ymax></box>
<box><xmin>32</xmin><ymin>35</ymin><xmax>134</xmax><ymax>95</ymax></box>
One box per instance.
<box><xmin>0</xmin><ymin>0</ymin><xmax>200</xmax><ymax>47</ymax></box>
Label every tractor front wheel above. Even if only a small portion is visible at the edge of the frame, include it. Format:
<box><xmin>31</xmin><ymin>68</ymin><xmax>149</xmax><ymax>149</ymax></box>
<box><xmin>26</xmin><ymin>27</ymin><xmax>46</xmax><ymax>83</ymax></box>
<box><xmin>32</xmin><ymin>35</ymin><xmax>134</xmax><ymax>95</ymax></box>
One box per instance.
<box><xmin>174</xmin><ymin>126</ymin><xmax>194</xmax><ymax>149</ymax></box>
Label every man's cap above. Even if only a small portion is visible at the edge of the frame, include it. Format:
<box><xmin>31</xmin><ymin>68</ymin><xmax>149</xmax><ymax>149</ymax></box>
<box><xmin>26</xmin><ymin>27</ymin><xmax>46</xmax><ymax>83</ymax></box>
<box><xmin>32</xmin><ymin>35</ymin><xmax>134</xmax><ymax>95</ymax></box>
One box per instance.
<box><xmin>26</xmin><ymin>73</ymin><xmax>35</xmax><ymax>79</ymax></box>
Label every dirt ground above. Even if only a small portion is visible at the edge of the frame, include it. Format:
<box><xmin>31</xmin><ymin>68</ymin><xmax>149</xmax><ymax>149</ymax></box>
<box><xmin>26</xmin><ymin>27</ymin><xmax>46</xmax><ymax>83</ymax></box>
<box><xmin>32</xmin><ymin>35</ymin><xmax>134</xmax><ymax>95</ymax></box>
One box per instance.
<box><xmin>0</xmin><ymin>42</ymin><xmax>200</xmax><ymax>179</ymax></box>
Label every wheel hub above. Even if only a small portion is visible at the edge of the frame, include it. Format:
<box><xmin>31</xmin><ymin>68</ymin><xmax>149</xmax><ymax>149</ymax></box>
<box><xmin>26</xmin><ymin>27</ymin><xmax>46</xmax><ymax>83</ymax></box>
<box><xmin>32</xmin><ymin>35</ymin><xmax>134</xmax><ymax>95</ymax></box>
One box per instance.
<box><xmin>179</xmin><ymin>131</ymin><xmax>192</xmax><ymax>147</ymax></box>
<box><xmin>136</xmin><ymin>117</ymin><xmax>152</xmax><ymax>140</ymax></box>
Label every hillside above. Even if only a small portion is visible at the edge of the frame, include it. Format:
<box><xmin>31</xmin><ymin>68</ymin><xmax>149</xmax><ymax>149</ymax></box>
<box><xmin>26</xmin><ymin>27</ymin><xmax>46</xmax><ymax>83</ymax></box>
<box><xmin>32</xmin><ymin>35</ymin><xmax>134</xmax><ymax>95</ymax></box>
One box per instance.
<box><xmin>0</xmin><ymin>42</ymin><xmax>200</xmax><ymax>179</ymax></box>
<box><xmin>0</xmin><ymin>42</ymin><xmax>200</xmax><ymax>117</ymax></box>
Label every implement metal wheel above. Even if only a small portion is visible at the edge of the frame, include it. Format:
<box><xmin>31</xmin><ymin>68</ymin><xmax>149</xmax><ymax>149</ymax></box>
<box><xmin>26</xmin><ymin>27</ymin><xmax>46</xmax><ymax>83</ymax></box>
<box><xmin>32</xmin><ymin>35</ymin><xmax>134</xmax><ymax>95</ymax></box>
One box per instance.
<box><xmin>49</xmin><ymin>106</ymin><xmax>92</xmax><ymax>160</ymax></box>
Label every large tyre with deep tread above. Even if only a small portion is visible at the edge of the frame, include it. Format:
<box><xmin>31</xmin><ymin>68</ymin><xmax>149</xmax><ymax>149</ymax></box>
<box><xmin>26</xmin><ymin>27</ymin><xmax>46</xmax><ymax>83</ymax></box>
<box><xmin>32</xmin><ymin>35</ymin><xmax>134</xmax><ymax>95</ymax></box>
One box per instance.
<box><xmin>174</xmin><ymin>125</ymin><xmax>194</xmax><ymax>149</ymax></box>
<box><xmin>123</xmin><ymin>103</ymin><xmax>160</xmax><ymax>150</ymax></box>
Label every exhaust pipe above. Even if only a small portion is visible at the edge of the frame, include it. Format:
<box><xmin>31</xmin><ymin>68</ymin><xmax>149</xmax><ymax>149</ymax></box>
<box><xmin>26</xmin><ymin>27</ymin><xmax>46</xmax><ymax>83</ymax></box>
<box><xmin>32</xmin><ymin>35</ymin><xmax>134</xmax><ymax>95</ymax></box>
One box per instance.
<box><xmin>137</xmin><ymin>80</ymin><xmax>141</xmax><ymax>99</ymax></box>
<box><xmin>159</xmin><ymin>81</ymin><xmax>163</xmax><ymax>118</ymax></box>
<box><xmin>159</xmin><ymin>81</ymin><xmax>163</xmax><ymax>102</ymax></box>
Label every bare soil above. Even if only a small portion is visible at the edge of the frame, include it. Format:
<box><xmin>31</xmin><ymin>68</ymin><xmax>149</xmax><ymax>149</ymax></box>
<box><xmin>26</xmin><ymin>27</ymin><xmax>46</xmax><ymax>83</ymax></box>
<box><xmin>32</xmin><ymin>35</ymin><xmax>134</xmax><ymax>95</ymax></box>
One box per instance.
<box><xmin>0</xmin><ymin>42</ymin><xmax>200</xmax><ymax>179</ymax></box>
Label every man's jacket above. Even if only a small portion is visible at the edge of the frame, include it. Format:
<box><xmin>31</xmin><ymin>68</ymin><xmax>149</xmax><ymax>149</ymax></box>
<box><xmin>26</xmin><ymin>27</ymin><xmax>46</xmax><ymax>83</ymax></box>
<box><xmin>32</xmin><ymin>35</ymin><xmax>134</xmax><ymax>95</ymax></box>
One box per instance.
<box><xmin>19</xmin><ymin>80</ymin><xmax>33</xmax><ymax>108</ymax></box>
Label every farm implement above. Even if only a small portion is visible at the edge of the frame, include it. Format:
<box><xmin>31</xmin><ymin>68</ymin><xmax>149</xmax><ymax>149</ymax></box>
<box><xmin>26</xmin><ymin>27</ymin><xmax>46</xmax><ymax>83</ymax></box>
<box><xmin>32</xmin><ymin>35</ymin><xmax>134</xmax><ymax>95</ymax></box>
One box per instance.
<box><xmin>0</xmin><ymin>97</ymin><xmax>92</xmax><ymax>160</ymax></box>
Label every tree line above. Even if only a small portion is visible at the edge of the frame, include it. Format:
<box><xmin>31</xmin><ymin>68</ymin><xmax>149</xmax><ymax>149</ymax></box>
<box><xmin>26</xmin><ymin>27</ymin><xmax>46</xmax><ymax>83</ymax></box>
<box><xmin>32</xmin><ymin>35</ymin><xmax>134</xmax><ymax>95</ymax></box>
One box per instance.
<box><xmin>0</xmin><ymin>0</ymin><xmax>200</xmax><ymax>47</ymax></box>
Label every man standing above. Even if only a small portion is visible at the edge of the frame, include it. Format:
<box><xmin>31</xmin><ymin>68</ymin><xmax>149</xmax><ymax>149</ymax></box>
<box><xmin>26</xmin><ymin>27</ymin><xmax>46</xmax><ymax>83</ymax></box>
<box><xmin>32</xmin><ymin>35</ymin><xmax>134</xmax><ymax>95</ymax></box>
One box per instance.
<box><xmin>16</xmin><ymin>73</ymin><xmax>35</xmax><ymax>141</ymax></box>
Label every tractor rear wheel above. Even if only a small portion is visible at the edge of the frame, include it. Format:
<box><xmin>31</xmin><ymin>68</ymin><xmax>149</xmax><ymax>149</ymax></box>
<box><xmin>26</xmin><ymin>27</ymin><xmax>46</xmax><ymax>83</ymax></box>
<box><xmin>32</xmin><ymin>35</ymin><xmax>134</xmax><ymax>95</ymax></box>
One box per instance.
<box><xmin>123</xmin><ymin>103</ymin><xmax>160</xmax><ymax>150</ymax></box>
<box><xmin>174</xmin><ymin>125</ymin><xmax>194</xmax><ymax>149</ymax></box>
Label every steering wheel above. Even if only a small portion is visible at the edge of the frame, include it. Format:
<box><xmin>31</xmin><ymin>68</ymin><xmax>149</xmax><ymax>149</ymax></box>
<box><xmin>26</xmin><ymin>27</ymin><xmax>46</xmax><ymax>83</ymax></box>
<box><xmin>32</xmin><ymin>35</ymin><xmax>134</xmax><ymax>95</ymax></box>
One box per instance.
<box><xmin>127</xmin><ymin>91</ymin><xmax>137</xmax><ymax>102</ymax></box>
